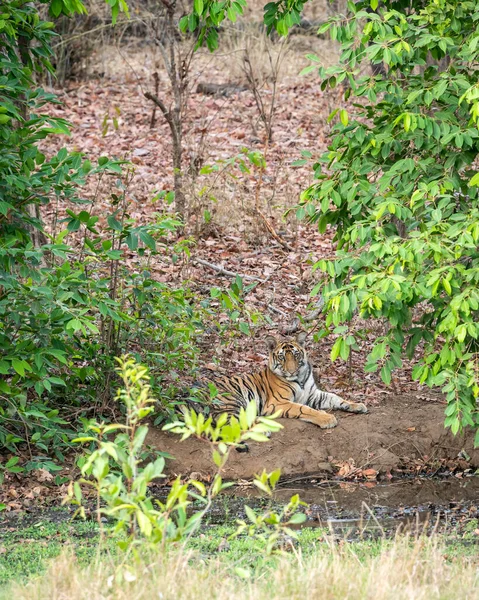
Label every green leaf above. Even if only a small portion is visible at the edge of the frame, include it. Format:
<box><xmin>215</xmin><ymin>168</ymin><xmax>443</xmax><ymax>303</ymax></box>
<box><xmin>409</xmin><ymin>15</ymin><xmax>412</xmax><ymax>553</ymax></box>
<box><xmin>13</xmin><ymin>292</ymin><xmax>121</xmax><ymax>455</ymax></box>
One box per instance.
<box><xmin>330</xmin><ymin>338</ymin><xmax>342</xmax><ymax>362</ymax></box>
<box><xmin>179</xmin><ymin>15</ymin><xmax>189</xmax><ymax>32</ymax></box>
<box><xmin>50</xmin><ymin>0</ymin><xmax>63</xmax><ymax>17</ymax></box>
<box><xmin>136</xmin><ymin>510</ymin><xmax>152</xmax><ymax>537</ymax></box>
<box><xmin>5</xmin><ymin>456</ymin><xmax>20</xmax><ymax>469</ymax></box>
<box><xmin>12</xmin><ymin>359</ymin><xmax>26</xmax><ymax>376</ymax></box>
<box><xmin>48</xmin><ymin>377</ymin><xmax>66</xmax><ymax>386</ymax></box>
<box><xmin>239</xmin><ymin>322</ymin><xmax>250</xmax><ymax>335</ymax></box>
<box><xmin>288</xmin><ymin>513</ymin><xmax>307</xmax><ymax>524</ymax></box>
<box><xmin>66</xmin><ymin>318</ymin><xmax>82</xmax><ymax>332</ymax></box>
<box><xmin>469</xmin><ymin>173</ymin><xmax>479</xmax><ymax>187</ymax></box>
<box><xmin>244</xmin><ymin>504</ymin><xmax>257</xmax><ymax>523</ymax></box>
<box><xmin>340</xmin><ymin>109</ymin><xmax>349</xmax><ymax>126</ymax></box>
<box><xmin>111</xmin><ymin>2</ymin><xmax>119</xmax><ymax>25</ymax></box>
<box><xmin>269</xmin><ymin>469</ymin><xmax>281</xmax><ymax>487</ymax></box>
<box><xmin>450</xmin><ymin>418</ymin><xmax>460</xmax><ymax>436</ymax></box>
<box><xmin>0</xmin><ymin>201</ymin><xmax>14</xmax><ymax>216</ymax></box>
<box><xmin>107</xmin><ymin>215</ymin><xmax>123</xmax><ymax>232</ymax></box>
<box><xmin>380</xmin><ymin>364</ymin><xmax>391</xmax><ymax>385</ymax></box>
<box><xmin>138</xmin><ymin>230</ymin><xmax>156</xmax><ymax>250</ymax></box>
<box><xmin>456</xmin><ymin>325</ymin><xmax>467</xmax><ymax>343</ymax></box>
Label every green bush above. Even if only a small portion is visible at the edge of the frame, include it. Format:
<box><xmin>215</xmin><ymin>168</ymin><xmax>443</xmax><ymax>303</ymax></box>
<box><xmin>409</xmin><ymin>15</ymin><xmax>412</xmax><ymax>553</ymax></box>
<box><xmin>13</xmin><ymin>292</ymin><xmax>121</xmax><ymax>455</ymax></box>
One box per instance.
<box><xmin>0</xmin><ymin>0</ymin><xmax>264</xmax><ymax>471</ymax></box>
<box><xmin>68</xmin><ymin>356</ymin><xmax>298</xmax><ymax>551</ymax></box>
<box><xmin>296</xmin><ymin>0</ymin><xmax>479</xmax><ymax>442</ymax></box>
<box><xmin>0</xmin><ymin>0</ymin><xmax>203</xmax><ymax>469</ymax></box>
<box><xmin>0</xmin><ymin>178</ymin><xmax>207</xmax><ymax>465</ymax></box>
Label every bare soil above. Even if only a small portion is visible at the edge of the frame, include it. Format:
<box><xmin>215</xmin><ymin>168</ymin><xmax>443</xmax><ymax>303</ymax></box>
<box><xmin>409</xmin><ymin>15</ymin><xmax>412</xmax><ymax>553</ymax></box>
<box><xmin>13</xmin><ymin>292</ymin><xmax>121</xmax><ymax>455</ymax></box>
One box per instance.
<box><xmin>147</xmin><ymin>394</ymin><xmax>479</xmax><ymax>479</ymax></box>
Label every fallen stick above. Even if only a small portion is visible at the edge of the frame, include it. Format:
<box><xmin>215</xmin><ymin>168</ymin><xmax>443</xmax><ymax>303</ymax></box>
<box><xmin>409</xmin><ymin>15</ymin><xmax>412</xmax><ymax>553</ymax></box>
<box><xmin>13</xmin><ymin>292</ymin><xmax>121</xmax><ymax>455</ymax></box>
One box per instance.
<box><xmin>267</xmin><ymin>304</ymin><xmax>288</xmax><ymax>317</ymax></box>
<box><xmin>194</xmin><ymin>258</ymin><xmax>266</xmax><ymax>282</ymax></box>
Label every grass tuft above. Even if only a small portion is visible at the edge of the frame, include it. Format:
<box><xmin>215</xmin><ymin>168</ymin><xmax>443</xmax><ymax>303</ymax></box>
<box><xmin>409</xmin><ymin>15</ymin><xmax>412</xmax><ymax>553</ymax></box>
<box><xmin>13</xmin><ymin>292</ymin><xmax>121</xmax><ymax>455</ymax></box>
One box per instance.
<box><xmin>3</xmin><ymin>535</ymin><xmax>478</xmax><ymax>600</ymax></box>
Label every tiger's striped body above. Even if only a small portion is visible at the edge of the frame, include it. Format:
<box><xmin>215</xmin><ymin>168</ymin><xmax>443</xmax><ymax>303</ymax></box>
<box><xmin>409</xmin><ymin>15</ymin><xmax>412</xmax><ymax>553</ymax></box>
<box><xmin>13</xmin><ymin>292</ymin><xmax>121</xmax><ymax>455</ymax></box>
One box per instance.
<box><xmin>207</xmin><ymin>333</ymin><xmax>367</xmax><ymax>428</ymax></box>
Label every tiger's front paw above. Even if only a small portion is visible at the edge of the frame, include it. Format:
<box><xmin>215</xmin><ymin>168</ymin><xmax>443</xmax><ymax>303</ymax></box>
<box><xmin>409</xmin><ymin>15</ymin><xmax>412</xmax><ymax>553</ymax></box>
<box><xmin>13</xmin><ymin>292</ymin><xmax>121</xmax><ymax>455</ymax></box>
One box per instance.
<box><xmin>351</xmin><ymin>402</ymin><xmax>368</xmax><ymax>414</ymax></box>
<box><xmin>318</xmin><ymin>413</ymin><xmax>338</xmax><ymax>429</ymax></box>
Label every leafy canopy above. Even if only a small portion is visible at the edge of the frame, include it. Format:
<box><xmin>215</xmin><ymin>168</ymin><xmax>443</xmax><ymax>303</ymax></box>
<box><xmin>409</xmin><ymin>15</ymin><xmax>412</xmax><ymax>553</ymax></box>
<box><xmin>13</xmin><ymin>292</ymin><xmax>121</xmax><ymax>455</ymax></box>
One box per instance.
<box><xmin>297</xmin><ymin>0</ymin><xmax>479</xmax><ymax>443</ymax></box>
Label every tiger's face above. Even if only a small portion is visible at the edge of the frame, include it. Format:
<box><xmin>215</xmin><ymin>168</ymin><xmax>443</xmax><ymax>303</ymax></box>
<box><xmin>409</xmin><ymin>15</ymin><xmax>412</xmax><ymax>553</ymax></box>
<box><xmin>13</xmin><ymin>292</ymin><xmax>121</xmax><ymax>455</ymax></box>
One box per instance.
<box><xmin>266</xmin><ymin>333</ymin><xmax>309</xmax><ymax>381</ymax></box>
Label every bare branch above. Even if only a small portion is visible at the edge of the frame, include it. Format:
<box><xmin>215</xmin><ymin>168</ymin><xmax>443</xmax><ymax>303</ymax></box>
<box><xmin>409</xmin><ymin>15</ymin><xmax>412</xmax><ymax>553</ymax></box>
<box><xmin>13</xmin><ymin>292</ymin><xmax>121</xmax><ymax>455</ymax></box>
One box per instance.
<box><xmin>144</xmin><ymin>91</ymin><xmax>179</xmax><ymax>144</ymax></box>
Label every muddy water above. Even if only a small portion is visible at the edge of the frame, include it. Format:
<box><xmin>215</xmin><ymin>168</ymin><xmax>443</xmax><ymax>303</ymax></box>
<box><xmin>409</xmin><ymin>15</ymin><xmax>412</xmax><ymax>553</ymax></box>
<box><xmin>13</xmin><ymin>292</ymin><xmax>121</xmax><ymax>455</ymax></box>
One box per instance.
<box><xmin>222</xmin><ymin>476</ymin><xmax>479</xmax><ymax>537</ymax></box>
<box><xmin>3</xmin><ymin>476</ymin><xmax>477</xmax><ymax>541</ymax></box>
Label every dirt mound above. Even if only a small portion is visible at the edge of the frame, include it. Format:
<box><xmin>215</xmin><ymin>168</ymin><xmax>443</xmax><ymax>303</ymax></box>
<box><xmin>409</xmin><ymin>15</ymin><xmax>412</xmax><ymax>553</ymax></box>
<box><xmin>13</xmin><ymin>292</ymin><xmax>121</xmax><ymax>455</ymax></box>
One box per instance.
<box><xmin>147</xmin><ymin>396</ymin><xmax>479</xmax><ymax>479</ymax></box>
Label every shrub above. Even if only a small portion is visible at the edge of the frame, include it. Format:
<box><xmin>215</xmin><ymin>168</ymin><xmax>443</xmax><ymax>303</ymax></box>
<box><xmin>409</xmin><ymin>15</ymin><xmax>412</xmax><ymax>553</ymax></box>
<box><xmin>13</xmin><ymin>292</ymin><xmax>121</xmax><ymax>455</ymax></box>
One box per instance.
<box><xmin>0</xmin><ymin>0</ymin><xmax>207</xmax><ymax>469</ymax></box>
<box><xmin>67</xmin><ymin>356</ymin><xmax>301</xmax><ymax>551</ymax></box>
<box><xmin>294</xmin><ymin>0</ymin><xmax>479</xmax><ymax>443</ymax></box>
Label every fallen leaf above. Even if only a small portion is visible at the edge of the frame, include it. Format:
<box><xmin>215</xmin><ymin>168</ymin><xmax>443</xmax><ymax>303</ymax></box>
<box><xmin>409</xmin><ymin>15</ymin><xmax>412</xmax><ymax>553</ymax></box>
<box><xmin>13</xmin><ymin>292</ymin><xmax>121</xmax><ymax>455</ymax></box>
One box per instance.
<box><xmin>363</xmin><ymin>468</ymin><xmax>378</xmax><ymax>480</ymax></box>
<box><xmin>36</xmin><ymin>469</ymin><xmax>54</xmax><ymax>483</ymax></box>
<box><xmin>133</xmin><ymin>148</ymin><xmax>150</xmax><ymax>157</ymax></box>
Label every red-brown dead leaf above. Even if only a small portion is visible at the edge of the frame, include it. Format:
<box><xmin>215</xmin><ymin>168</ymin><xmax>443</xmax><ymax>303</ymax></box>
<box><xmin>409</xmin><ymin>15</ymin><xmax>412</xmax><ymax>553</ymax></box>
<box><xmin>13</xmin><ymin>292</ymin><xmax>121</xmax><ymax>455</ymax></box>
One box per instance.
<box><xmin>363</xmin><ymin>468</ymin><xmax>378</xmax><ymax>480</ymax></box>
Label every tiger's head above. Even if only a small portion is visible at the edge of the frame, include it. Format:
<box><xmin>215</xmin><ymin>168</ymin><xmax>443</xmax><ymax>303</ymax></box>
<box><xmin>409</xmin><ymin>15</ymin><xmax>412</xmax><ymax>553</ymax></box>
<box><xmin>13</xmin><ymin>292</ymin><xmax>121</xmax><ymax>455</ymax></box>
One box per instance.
<box><xmin>265</xmin><ymin>332</ymin><xmax>309</xmax><ymax>381</ymax></box>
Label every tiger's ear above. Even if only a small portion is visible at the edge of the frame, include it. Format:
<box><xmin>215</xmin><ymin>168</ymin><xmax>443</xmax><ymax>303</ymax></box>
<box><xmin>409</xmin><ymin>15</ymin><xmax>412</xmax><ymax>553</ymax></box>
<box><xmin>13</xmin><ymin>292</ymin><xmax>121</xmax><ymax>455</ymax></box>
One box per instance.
<box><xmin>265</xmin><ymin>335</ymin><xmax>277</xmax><ymax>352</ymax></box>
<box><xmin>295</xmin><ymin>331</ymin><xmax>308</xmax><ymax>347</ymax></box>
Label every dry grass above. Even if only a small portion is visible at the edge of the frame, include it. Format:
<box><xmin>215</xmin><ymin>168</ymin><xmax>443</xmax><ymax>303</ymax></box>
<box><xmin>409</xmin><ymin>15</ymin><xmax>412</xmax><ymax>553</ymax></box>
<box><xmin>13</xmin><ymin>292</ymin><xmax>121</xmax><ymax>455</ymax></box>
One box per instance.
<box><xmin>5</xmin><ymin>536</ymin><xmax>479</xmax><ymax>600</ymax></box>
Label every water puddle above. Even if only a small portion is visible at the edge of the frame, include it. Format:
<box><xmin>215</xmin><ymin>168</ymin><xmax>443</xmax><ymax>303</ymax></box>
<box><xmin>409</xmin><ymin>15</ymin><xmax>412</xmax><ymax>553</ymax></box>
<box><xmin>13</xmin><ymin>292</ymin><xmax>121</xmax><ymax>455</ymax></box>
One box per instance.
<box><xmin>224</xmin><ymin>475</ymin><xmax>479</xmax><ymax>538</ymax></box>
<box><xmin>3</xmin><ymin>476</ymin><xmax>477</xmax><ymax>542</ymax></box>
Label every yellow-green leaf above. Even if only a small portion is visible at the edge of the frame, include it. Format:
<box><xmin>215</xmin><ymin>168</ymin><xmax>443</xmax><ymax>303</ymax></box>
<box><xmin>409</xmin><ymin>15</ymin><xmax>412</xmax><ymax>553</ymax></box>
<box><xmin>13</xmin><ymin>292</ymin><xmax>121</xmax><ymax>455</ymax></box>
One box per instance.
<box><xmin>330</xmin><ymin>338</ymin><xmax>342</xmax><ymax>362</ymax></box>
<box><xmin>469</xmin><ymin>173</ymin><xmax>479</xmax><ymax>187</ymax></box>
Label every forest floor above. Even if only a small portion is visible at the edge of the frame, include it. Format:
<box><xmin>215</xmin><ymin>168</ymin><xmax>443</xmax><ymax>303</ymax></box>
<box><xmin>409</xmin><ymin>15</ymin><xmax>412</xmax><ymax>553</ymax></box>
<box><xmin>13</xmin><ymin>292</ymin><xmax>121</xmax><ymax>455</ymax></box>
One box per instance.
<box><xmin>2</xmin><ymin>30</ymin><xmax>476</xmax><ymax>511</ymax></box>
<box><xmin>42</xmin><ymin>36</ymin><xmax>429</xmax><ymax>407</ymax></box>
<box><xmin>2</xmin><ymin>22</ymin><xmax>479</xmax><ymax>597</ymax></box>
<box><xmin>39</xmin><ymin>35</ymin><xmax>479</xmax><ymax>477</ymax></box>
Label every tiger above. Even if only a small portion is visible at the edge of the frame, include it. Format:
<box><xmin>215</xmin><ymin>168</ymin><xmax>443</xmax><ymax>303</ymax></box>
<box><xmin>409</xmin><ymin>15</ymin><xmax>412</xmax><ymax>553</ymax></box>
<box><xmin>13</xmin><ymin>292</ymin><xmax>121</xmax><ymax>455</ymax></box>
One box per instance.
<box><xmin>202</xmin><ymin>332</ymin><xmax>368</xmax><ymax>429</ymax></box>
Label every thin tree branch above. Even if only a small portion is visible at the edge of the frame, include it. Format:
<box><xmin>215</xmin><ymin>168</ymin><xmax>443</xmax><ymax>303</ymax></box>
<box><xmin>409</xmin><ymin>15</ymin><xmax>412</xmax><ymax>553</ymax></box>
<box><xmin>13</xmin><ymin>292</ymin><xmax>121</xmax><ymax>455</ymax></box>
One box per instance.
<box><xmin>194</xmin><ymin>258</ymin><xmax>266</xmax><ymax>282</ymax></box>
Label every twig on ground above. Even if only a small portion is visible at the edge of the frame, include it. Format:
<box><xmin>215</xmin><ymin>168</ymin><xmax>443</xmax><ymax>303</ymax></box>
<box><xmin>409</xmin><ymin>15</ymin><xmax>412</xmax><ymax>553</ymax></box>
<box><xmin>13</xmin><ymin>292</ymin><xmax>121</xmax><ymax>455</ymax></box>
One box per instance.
<box><xmin>267</xmin><ymin>304</ymin><xmax>288</xmax><ymax>317</ymax></box>
<box><xmin>194</xmin><ymin>258</ymin><xmax>266</xmax><ymax>282</ymax></box>
<box><xmin>277</xmin><ymin>474</ymin><xmax>341</xmax><ymax>486</ymax></box>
